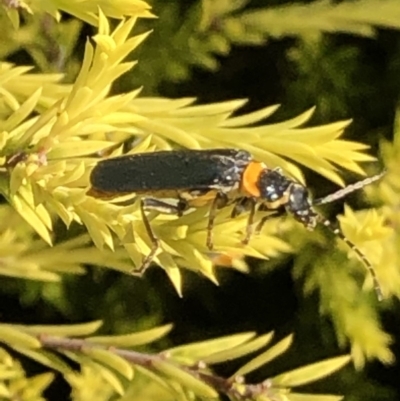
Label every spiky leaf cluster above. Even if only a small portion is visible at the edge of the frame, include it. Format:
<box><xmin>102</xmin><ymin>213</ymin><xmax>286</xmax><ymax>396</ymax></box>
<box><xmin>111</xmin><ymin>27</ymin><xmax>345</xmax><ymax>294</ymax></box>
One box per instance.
<box><xmin>0</xmin><ymin>1</ymin><xmax>398</xmax><ymax>400</ymax></box>
<box><xmin>0</xmin><ymin>321</ymin><xmax>350</xmax><ymax>401</ymax></box>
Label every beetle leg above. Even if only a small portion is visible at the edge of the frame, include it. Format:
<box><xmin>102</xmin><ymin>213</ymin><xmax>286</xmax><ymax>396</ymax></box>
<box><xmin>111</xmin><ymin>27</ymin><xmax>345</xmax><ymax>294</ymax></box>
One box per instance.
<box><xmin>207</xmin><ymin>192</ymin><xmax>228</xmax><ymax>251</ymax></box>
<box><xmin>131</xmin><ymin>199</ymin><xmax>160</xmax><ymax>275</ymax></box>
<box><xmin>142</xmin><ymin>197</ymin><xmax>188</xmax><ymax>215</ymax></box>
<box><xmin>242</xmin><ymin>198</ymin><xmax>257</xmax><ymax>245</ymax></box>
<box><xmin>231</xmin><ymin>197</ymin><xmax>254</xmax><ymax>218</ymax></box>
<box><xmin>254</xmin><ymin>209</ymin><xmax>285</xmax><ymax>235</ymax></box>
<box><xmin>131</xmin><ymin>198</ymin><xmax>188</xmax><ymax>275</ymax></box>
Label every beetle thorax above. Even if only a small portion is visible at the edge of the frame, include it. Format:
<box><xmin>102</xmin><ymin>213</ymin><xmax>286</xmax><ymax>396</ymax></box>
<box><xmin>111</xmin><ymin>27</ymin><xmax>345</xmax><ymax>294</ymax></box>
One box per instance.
<box><xmin>257</xmin><ymin>169</ymin><xmax>318</xmax><ymax>229</ymax></box>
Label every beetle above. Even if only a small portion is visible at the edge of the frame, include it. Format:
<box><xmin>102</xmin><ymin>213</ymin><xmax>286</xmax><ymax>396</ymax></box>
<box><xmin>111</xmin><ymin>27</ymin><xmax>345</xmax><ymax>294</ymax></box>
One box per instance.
<box><xmin>87</xmin><ymin>148</ymin><xmax>385</xmax><ymax>299</ymax></box>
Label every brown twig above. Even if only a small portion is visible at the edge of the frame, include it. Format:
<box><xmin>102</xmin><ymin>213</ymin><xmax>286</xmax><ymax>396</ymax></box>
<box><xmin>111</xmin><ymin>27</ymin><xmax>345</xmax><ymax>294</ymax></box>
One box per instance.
<box><xmin>38</xmin><ymin>334</ymin><xmax>277</xmax><ymax>400</ymax></box>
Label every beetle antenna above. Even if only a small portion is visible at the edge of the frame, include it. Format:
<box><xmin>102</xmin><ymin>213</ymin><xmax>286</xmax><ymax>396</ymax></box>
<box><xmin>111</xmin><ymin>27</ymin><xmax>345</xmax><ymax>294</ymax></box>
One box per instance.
<box><xmin>314</xmin><ymin>171</ymin><xmax>386</xmax><ymax>206</ymax></box>
<box><xmin>319</xmin><ymin>217</ymin><xmax>383</xmax><ymax>301</ymax></box>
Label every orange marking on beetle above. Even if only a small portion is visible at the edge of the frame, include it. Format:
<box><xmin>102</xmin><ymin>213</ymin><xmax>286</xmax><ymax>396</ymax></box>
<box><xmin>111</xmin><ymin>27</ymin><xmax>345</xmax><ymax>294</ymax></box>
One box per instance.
<box><xmin>240</xmin><ymin>161</ymin><xmax>265</xmax><ymax>197</ymax></box>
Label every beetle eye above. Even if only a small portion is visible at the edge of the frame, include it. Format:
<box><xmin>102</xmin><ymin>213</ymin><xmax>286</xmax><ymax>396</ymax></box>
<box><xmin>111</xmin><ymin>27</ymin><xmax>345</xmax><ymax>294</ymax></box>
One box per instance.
<box><xmin>286</xmin><ymin>184</ymin><xmax>318</xmax><ymax>228</ymax></box>
<box><xmin>288</xmin><ymin>184</ymin><xmax>311</xmax><ymax>211</ymax></box>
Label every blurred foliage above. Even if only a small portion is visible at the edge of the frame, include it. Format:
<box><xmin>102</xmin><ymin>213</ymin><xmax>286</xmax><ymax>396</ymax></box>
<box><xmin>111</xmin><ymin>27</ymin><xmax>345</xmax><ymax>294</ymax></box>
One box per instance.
<box><xmin>1</xmin><ymin>0</ymin><xmax>400</xmax><ymax>400</ymax></box>
<box><xmin>126</xmin><ymin>0</ymin><xmax>400</xmax><ymax>94</ymax></box>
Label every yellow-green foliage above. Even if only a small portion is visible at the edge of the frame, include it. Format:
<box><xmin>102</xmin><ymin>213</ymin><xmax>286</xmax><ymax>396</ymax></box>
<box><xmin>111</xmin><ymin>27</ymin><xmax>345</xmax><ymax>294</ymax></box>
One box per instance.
<box><xmin>0</xmin><ymin>347</ymin><xmax>54</xmax><ymax>401</ymax></box>
<box><xmin>0</xmin><ymin>0</ymin><xmax>399</xmax><ymax>400</ymax></box>
<box><xmin>0</xmin><ymin>11</ymin><xmax>382</xmax><ymax>295</ymax></box>
<box><xmin>0</xmin><ymin>321</ymin><xmax>350</xmax><ymax>401</ymax></box>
